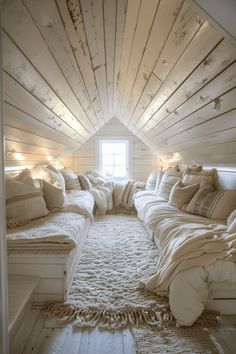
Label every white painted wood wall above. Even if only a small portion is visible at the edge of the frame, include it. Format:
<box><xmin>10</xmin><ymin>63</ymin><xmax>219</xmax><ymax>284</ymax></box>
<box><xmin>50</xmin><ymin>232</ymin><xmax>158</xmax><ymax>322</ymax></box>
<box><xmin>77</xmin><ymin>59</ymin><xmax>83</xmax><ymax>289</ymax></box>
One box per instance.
<box><xmin>64</xmin><ymin>118</ymin><xmax>159</xmax><ymax>181</ymax></box>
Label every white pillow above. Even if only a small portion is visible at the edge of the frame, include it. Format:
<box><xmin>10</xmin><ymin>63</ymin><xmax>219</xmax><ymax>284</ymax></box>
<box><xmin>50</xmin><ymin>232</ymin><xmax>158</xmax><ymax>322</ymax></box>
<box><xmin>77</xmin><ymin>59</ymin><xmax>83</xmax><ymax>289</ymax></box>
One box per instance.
<box><xmin>182</xmin><ymin>169</ymin><xmax>216</xmax><ymax>187</ymax></box>
<box><xmin>6</xmin><ymin>179</ymin><xmax>48</xmax><ymax>228</ymax></box>
<box><xmin>157</xmin><ymin>172</ymin><xmax>180</xmax><ymax>200</ymax></box>
<box><xmin>61</xmin><ymin>169</ymin><xmax>81</xmax><ymax>190</ymax></box>
<box><xmin>154</xmin><ymin>170</ymin><xmax>164</xmax><ymax>194</ymax></box>
<box><xmin>146</xmin><ymin>171</ymin><xmax>158</xmax><ymax>191</ymax></box>
<box><xmin>42</xmin><ymin>180</ymin><xmax>65</xmax><ymax>210</ymax></box>
<box><xmin>169</xmin><ymin>180</ymin><xmax>199</xmax><ymax>209</ymax></box>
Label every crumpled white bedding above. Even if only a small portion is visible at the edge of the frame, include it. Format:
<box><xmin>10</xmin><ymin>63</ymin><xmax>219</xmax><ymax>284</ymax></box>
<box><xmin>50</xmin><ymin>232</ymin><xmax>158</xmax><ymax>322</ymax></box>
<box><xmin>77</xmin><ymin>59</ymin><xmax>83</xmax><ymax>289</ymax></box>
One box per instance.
<box><xmin>63</xmin><ymin>190</ymin><xmax>95</xmax><ymax>220</ymax></box>
<box><xmin>7</xmin><ymin>211</ymin><xmax>87</xmax><ymax>250</ymax></box>
<box><xmin>133</xmin><ymin>191</ymin><xmax>236</xmax><ymax>326</ymax></box>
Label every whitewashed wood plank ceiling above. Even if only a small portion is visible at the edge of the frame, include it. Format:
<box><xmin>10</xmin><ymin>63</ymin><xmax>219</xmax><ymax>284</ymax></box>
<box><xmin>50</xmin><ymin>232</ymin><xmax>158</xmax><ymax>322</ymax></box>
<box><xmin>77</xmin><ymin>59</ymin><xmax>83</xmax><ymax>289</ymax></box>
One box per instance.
<box><xmin>2</xmin><ymin>0</ymin><xmax>236</xmax><ymax>167</ymax></box>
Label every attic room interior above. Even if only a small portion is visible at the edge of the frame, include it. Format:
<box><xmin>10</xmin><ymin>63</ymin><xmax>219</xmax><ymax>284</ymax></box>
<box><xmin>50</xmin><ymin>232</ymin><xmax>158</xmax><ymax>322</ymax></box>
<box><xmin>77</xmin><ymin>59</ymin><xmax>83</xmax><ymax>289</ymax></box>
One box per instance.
<box><xmin>0</xmin><ymin>0</ymin><xmax>236</xmax><ymax>353</ymax></box>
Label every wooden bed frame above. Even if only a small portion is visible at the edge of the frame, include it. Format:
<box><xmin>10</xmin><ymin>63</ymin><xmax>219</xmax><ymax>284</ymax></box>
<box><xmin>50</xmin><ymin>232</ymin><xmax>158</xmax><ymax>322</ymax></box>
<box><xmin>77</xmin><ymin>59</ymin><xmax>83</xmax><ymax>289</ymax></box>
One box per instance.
<box><xmin>7</xmin><ymin>218</ymin><xmax>91</xmax><ymax>303</ymax></box>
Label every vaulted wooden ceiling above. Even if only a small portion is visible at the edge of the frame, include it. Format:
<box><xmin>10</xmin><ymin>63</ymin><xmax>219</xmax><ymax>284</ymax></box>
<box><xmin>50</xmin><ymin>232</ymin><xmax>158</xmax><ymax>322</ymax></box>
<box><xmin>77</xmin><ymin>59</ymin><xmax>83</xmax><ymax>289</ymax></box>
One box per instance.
<box><xmin>2</xmin><ymin>0</ymin><xmax>236</xmax><ymax>167</ymax></box>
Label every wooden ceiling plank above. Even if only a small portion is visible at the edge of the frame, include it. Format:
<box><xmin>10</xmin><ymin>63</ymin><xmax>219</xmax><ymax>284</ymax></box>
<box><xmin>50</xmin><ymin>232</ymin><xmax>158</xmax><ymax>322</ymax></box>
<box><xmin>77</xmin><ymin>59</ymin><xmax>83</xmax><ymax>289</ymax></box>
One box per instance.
<box><xmin>23</xmin><ymin>0</ymin><xmax>99</xmax><ymax>132</ymax></box>
<box><xmin>103</xmin><ymin>0</ymin><xmax>117</xmax><ymax>119</ymax></box>
<box><xmin>153</xmin><ymin>2</ymin><xmax>204</xmax><ymax>81</ymax></box>
<box><xmin>143</xmin><ymin>60</ymin><xmax>236</xmax><ymax>139</ymax></box>
<box><xmin>4</xmin><ymin>103</ymin><xmax>81</xmax><ymax>150</ymax></box>
<box><xmin>2</xmin><ymin>32</ymin><xmax>88</xmax><ymax>142</ymax></box>
<box><xmin>3</xmin><ymin>72</ymin><xmax>83</xmax><ymax>144</ymax></box>
<box><xmin>144</xmin><ymin>39</ymin><xmax>236</xmax><ymax>138</ymax></box>
<box><xmin>157</xmin><ymin>111</ymin><xmax>236</xmax><ymax>154</ymax></box>
<box><xmin>2</xmin><ymin>0</ymin><xmax>93</xmax><ymax>137</ymax></box>
<box><xmin>129</xmin><ymin>74</ymin><xmax>162</xmax><ymax>132</ymax></box>
<box><xmin>56</xmin><ymin>0</ymin><xmax>104</xmax><ymax>128</ymax></box>
<box><xmin>125</xmin><ymin>0</ymin><xmax>184</xmax><ymax>127</ymax></box>
<box><xmin>134</xmin><ymin>22</ymin><xmax>222</xmax><ymax>133</ymax></box>
<box><xmin>113</xmin><ymin>0</ymin><xmax>127</xmax><ymax>118</ymax></box>
<box><xmin>115</xmin><ymin>0</ymin><xmax>141</xmax><ymax>121</ymax></box>
<box><xmin>118</xmin><ymin>0</ymin><xmax>160</xmax><ymax>124</ymax></box>
<box><xmin>153</xmin><ymin>87</ymin><xmax>236</xmax><ymax>145</ymax></box>
<box><xmin>5</xmin><ymin>125</ymin><xmax>66</xmax><ymax>151</ymax></box>
<box><xmin>80</xmin><ymin>0</ymin><xmax>109</xmax><ymax>122</ymax></box>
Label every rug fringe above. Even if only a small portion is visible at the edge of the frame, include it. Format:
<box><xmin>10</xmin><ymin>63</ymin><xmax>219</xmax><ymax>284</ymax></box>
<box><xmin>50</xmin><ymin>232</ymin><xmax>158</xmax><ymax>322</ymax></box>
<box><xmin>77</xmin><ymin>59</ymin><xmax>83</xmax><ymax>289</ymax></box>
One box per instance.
<box><xmin>43</xmin><ymin>302</ymin><xmax>175</xmax><ymax>330</ymax></box>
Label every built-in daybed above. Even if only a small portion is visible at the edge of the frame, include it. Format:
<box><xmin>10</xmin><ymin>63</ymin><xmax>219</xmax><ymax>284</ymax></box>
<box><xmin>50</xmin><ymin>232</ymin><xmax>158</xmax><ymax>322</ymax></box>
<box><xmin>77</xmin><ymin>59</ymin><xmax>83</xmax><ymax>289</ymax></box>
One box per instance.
<box><xmin>5</xmin><ymin>166</ymin><xmax>95</xmax><ymax>303</ymax></box>
<box><xmin>133</xmin><ymin>167</ymin><xmax>236</xmax><ymax>326</ymax></box>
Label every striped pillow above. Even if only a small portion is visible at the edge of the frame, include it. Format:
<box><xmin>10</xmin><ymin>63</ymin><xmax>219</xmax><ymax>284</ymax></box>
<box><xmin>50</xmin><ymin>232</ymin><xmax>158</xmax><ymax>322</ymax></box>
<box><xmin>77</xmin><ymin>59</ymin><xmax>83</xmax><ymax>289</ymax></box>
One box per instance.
<box><xmin>182</xmin><ymin>184</ymin><xmax>236</xmax><ymax>221</ymax></box>
<box><xmin>61</xmin><ymin>170</ymin><xmax>81</xmax><ymax>190</ymax></box>
<box><xmin>78</xmin><ymin>175</ymin><xmax>92</xmax><ymax>191</ymax></box>
<box><xmin>146</xmin><ymin>171</ymin><xmax>158</xmax><ymax>191</ymax></box>
<box><xmin>157</xmin><ymin>173</ymin><xmax>180</xmax><ymax>200</ymax></box>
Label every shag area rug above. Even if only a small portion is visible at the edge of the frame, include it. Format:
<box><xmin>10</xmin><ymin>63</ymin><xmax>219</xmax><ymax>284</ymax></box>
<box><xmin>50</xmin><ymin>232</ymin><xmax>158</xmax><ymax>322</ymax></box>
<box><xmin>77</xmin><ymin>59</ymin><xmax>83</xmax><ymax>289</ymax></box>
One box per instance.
<box><xmin>44</xmin><ymin>215</ymin><xmax>221</xmax><ymax>347</ymax></box>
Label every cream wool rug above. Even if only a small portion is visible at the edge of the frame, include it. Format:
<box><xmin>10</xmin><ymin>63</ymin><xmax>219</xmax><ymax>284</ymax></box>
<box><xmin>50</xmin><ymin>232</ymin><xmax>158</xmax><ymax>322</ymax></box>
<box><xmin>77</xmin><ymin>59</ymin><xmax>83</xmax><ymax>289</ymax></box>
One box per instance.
<box><xmin>45</xmin><ymin>215</ymin><xmax>222</xmax><ymax>348</ymax></box>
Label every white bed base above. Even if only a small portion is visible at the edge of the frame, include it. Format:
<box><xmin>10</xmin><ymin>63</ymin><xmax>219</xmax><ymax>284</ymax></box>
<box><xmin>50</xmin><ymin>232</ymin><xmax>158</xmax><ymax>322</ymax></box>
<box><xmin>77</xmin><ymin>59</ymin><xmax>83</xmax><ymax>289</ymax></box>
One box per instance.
<box><xmin>7</xmin><ymin>218</ymin><xmax>91</xmax><ymax>304</ymax></box>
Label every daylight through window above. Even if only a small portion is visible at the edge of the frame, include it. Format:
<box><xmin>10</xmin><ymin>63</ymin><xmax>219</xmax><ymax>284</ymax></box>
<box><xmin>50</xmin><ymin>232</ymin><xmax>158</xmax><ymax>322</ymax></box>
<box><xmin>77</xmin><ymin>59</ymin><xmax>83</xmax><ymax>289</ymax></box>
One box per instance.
<box><xmin>99</xmin><ymin>140</ymin><xmax>129</xmax><ymax>178</ymax></box>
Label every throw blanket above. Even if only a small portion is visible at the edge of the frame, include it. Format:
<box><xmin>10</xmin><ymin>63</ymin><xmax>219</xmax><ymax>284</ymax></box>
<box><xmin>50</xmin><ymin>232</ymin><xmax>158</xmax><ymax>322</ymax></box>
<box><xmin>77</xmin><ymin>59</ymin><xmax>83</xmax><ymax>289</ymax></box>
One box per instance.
<box><xmin>86</xmin><ymin>171</ymin><xmax>145</xmax><ymax>214</ymax></box>
<box><xmin>7</xmin><ymin>212</ymin><xmax>86</xmax><ymax>250</ymax></box>
<box><xmin>142</xmin><ymin>204</ymin><xmax>236</xmax><ymax>295</ymax></box>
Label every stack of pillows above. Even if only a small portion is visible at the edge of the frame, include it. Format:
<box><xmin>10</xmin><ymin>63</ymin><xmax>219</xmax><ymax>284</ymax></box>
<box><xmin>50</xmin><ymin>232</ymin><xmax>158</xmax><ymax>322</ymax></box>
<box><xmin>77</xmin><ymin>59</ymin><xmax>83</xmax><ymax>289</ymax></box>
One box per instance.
<box><xmin>5</xmin><ymin>165</ymin><xmax>92</xmax><ymax>228</ymax></box>
<box><xmin>146</xmin><ymin>166</ymin><xmax>236</xmax><ymax>233</ymax></box>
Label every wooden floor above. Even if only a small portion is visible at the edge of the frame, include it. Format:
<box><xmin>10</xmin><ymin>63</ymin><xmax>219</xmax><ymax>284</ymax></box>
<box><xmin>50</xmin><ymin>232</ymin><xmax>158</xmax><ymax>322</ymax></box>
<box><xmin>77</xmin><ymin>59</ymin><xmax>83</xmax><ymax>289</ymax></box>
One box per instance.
<box><xmin>18</xmin><ymin>314</ymin><xmax>236</xmax><ymax>354</ymax></box>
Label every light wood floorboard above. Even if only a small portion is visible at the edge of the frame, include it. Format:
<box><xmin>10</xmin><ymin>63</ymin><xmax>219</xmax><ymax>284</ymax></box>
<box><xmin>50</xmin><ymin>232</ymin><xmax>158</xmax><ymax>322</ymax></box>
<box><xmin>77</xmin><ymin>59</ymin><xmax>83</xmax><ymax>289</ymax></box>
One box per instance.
<box><xmin>22</xmin><ymin>314</ymin><xmax>236</xmax><ymax>354</ymax></box>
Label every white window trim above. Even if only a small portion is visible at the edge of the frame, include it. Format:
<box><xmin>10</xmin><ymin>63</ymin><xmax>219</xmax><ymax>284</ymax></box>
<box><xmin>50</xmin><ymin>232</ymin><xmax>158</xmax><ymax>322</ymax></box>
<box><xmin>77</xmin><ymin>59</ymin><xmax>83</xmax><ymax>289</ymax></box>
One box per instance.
<box><xmin>96</xmin><ymin>138</ymin><xmax>132</xmax><ymax>179</ymax></box>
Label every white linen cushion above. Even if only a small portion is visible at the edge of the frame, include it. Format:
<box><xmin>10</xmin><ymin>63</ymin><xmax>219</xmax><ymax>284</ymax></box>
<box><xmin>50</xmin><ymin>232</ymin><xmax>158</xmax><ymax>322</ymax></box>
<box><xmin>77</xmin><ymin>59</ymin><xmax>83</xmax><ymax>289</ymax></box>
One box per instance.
<box><xmin>168</xmin><ymin>180</ymin><xmax>199</xmax><ymax>209</ymax></box>
<box><xmin>157</xmin><ymin>172</ymin><xmax>180</xmax><ymax>200</ymax></box>
<box><xmin>6</xmin><ymin>178</ymin><xmax>48</xmax><ymax>228</ymax></box>
<box><xmin>63</xmin><ymin>190</ymin><xmax>94</xmax><ymax>219</ymax></box>
<box><xmin>42</xmin><ymin>180</ymin><xmax>65</xmax><ymax>210</ymax></box>
<box><xmin>182</xmin><ymin>169</ymin><xmax>216</xmax><ymax>187</ymax></box>
<box><xmin>182</xmin><ymin>184</ymin><xmax>236</xmax><ymax>220</ymax></box>
<box><xmin>154</xmin><ymin>170</ymin><xmax>164</xmax><ymax>194</ymax></box>
<box><xmin>47</xmin><ymin>165</ymin><xmax>66</xmax><ymax>193</ymax></box>
<box><xmin>61</xmin><ymin>170</ymin><xmax>81</xmax><ymax>190</ymax></box>
<box><xmin>146</xmin><ymin>171</ymin><xmax>158</xmax><ymax>191</ymax></box>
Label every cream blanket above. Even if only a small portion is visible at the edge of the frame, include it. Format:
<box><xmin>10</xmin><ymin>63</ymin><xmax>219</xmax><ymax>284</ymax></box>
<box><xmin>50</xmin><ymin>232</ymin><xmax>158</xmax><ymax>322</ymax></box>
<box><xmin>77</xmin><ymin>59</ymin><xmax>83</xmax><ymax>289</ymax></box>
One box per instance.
<box><xmin>86</xmin><ymin>171</ymin><xmax>145</xmax><ymax>214</ymax></box>
<box><xmin>140</xmin><ymin>203</ymin><xmax>236</xmax><ymax>294</ymax></box>
<box><xmin>7</xmin><ymin>212</ymin><xmax>87</xmax><ymax>250</ymax></box>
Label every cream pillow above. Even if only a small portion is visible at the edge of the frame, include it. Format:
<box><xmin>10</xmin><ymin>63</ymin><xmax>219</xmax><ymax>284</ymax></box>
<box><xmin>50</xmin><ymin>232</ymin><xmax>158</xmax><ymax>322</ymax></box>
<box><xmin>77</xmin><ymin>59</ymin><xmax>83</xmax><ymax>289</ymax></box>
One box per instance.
<box><xmin>169</xmin><ymin>180</ymin><xmax>199</xmax><ymax>209</ymax></box>
<box><xmin>154</xmin><ymin>170</ymin><xmax>164</xmax><ymax>194</ymax></box>
<box><xmin>146</xmin><ymin>171</ymin><xmax>158</xmax><ymax>191</ymax></box>
<box><xmin>6</xmin><ymin>179</ymin><xmax>49</xmax><ymax>228</ymax></box>
<box><xmin>42</xmin><ymin>180</ymin><xmax>65</xmax><ymax>210</ymax></box>
<box><xmin>47</xmin><ymin>165</ymin><xmax>66</xmax><ymax>193</ymax></box>
<box><xmin>61</xmin><ymin>169</ymin><xmax>81</xmax><ymax>190</ymax></box>
<box><xmin>182</xmin><ymin>184</ymin><xmax>236</xmax><ymax>221</ymax></box>
<box><xmin>182</xmin><ymin>169</ymin><xmax>216</xmax><ymax>187</ymax></box>
<box><xmin>227</xmin><ymin>209</ymin><xmax>236</xmax><ymax>234</ymax></box>
<box><xmin>157</xmin><ymin>172</ymin><xmax>181</xmax><ymax>200</ymax></box>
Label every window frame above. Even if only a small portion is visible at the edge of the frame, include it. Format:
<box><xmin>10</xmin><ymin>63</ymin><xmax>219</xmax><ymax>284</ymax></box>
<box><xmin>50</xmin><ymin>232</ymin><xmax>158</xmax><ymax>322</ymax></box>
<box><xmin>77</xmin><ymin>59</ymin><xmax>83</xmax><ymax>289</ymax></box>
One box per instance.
<box><xmin>98</xmin><ymin>139</ymin><xmax>131</xmax><ymax>179</ymax></box>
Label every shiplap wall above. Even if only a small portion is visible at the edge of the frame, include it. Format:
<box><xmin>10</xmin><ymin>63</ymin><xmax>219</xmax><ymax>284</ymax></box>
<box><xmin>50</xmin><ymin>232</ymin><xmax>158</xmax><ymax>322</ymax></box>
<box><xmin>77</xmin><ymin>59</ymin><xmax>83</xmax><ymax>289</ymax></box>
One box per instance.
<box><xmin>63</xmin><ymin>118</ymin><xmax>159</xmax><ymax>181</ymax></box>
<box><xmin>1</xmin><ymin>0</ymin><xmax>236</xmax><ymax>169</ymax></box>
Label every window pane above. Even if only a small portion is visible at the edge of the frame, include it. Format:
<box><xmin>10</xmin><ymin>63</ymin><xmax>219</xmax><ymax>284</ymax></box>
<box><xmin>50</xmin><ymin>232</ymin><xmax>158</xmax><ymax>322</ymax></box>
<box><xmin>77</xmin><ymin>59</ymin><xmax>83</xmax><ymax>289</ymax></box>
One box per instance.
<box><xmin>102</xmin><ymin>143</ymin><xmax>113</xmax><ymax>154</ymax></box>
<box><xmin>114</xmin><ymin>143</ymin><xmax>126</xmax><ymax>155</ymax></box>
<box><xmin>114</xmin><ymin>165</ymin><xmax>126</xmax><ymax>177</ymax></box>
<box><xmin>102</xmin><ymin>154</ymin><xmax>113</xmax><ymax>165</ymax></box>
<box><xmin>114</xmin><ymin>154</ymin><xmax>126</xmax><ymax>165</ymax></box>
<box><xmin>102</xmin><ymin>165</ymin><xmax>114</xmax><ymax>176</ymax></box>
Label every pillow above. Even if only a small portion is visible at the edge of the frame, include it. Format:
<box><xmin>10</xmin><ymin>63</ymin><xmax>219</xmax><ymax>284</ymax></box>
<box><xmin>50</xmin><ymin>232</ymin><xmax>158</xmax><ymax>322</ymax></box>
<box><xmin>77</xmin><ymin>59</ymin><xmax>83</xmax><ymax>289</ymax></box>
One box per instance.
<box><xmin>154</xmin><ymin>170</ymin><xmax>164</xmax><ymax>194</ymax></box>
<box><xmin>146</xmin><ymin>171</ymin><xmax>158</xmax><ymax>191</ymax></box>
<box><xmin>30</xmin><ymin>165</ymin><xmax>54</xmax><ymax>183</ymax></box>
<box><xmin>47</xmin><ymin>165</ymin><xmax>66</xmax><ymax>193</ymax></box>
<box><xmin>42</xmin><ymin>180</ymin><xmax>65</xmax><ymax>210</ymax></box>
<box><xmin>14</xmin><ymin>168</ymin><xmax>35</xmax><ymax>186</ymax></box>
<box><xmin>168</xmin><ymin>180</ymin><xmax>199</xmax><ymax>209</ymax></box>
<box><xmin>5</xmin><ymin>178</ymin><xmax>49</xmax><ymax>228</ymax></box>
<box><xmin>61</xmin><ymin>169</ymin><xmax>81</xmax><ymax>190</ymax></box>
<box><xmin>182</xmin><ymin>184</ymin><xmax>236</xmax><ymax>220</ymax></box>
<box><xmin>182</xmin><ymin>169</ymin><xmax>216</xmax><ymax>187</ymax></box>
<box><xmin>157</xmin><ymin>172</ymin><xmax>180</xmax><ymax>200</ymax></box>
<box><xmin>227</xmin><ymin>209</ymin><xmax>236</xmax><ymax>234</ymax></box>
<box><xmin>78</xmin><ymin>174</ymin><xmax>92</xmax><ymax>191</ymax></box>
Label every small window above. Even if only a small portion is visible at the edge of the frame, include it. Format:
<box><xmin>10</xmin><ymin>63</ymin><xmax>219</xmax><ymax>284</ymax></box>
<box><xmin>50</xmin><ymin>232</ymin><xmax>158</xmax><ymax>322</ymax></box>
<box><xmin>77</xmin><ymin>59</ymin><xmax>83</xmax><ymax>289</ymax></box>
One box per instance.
<box><xmin>99</xmin><ymin>140</ymin><xmax>129</xmax><ymax>178</ymax></box>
